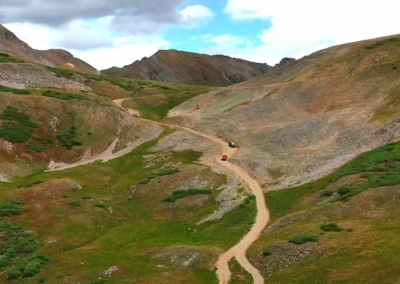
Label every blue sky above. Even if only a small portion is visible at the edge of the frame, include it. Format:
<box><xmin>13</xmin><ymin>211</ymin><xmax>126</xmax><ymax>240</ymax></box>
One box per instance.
<box><xmin>2</xmin><ymin>0</ymin><xmax>399</xmax><ymax>70</ymax></box>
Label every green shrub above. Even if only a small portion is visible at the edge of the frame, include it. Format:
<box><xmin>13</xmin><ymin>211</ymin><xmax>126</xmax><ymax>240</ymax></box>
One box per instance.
<box><xmin>0</xmin><ymin>258</ymin><xmax>11</xmax><ymax>268</ymax></box>
<box><xmin>393</xmin><ymin>66</ymin><xmax>398</xmax><ymax>70</ymax></box>
<box><xmin>82</xmin><ymin>195</ymin><xmax>92</xmax><ymax>200</ymax></box>
<box><xmin>0</xmin><ymin>85</ymin><xmax>30</xmax><ymax>95</ymax></box>
<box><xmin>68</xmin><ymin>201</ymin><xmax>81</xmax><ymax>206</ymax></box>
<box><xmin>164</xmin><ymin>188</ymin><xmax>212</xmax><ymax>202</ymax></box>
<box><xmin>57</xmin><ymin>127</ymin><xmax>82</xmax><ymax>149</ymax></box>
<box><xmin>321</xmin><ymin>190</ymin><xmax>333</xmax><ymax>197</ymax></box>
<box><xmin>347</xmin><ymin>228</ymin><xmax>354</xmax><ymax>232</ymax></box>
<box><xmin>289</xmin><ymin>235</ymin><xmax>318</xmax><ymax>245</ymax></box>
<box><xmin>38</xmin><ymin>278</ymin><xmax>46</xmax><ymax>283</ymax></box>
<box><xmin>245</xmin><ymin>194</ymin><xmax>256</xmax><ymax>204</ymax></box>
<box><xmin>25</xmin><ymin>144</ymin><xmax>46</xmax><ymax>152</ymax></box>
<box><xmin>8</xmin><ymin>255</ymin><xmax>49</xmax><ymax>279</ymax></box>
<box><xmin>0</xmin><ymin>107</ymin><xmax>39</xmax><ymax>143</ymax></box>
<box><xmin>320</xmin><ymin>223</ymin><xmax>343</xmax><ymax>232</ymax></box>
<box><xmin>338</xmin><ymin>186</ymin><xmax>350</xmax><ymax>195</ymax></box>
<box><xmin>0</xmin><ymin>202</ymin><xmax>21</xmax><ymax>216</ymax></box>
<box><xmin>262</xmin><ymin>249</ymin><xmax>272</xmax><ymax>256</ymax></box>
<box><xmin>365</xmin><ymin>37</ymin><xmax>400</xmax><ymax>49</ymax></box>
<box><xmin>0</xmin><ymin>52</ymin><xmax>10</xmax><ymax>57</ymax></box>
<box><xmin>42</xmin><ymin>90</ymin><xmax>89</xmax><ymax>101</ymax></box>
<box><xmin>95</xmin><ymin>203</ymin><xmax>107</xmax><ymax>209</ymax></box>
<box><xmin>84</xmin><ymin>280</ymin><xmax>109</xmax><ymax>284</ymax></box>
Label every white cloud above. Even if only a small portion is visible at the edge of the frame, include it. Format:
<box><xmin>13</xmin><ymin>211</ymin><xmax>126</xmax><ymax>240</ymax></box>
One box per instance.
<box><xmin>179</xmin><ymin>5</ymin><xmax>215</xmax><ymax>28</ymax></box>
<box><xmin>217</xmin><ymin>0</ymin><xmax>400</xmax><ymax>64</ymax></box>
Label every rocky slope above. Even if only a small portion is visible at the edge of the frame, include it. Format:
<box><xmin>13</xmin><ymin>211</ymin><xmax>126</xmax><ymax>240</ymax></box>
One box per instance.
<box><xmin>169</xmin><ymin>34</ymin><xmax>400</xmax><ymax>190</ymax></box>
<box><xmin>102</xmin><ymin>49</ymin><xmax>273</xmax><ymax>86</ymax></box>
<box><xmin>0</xmin><ymin>24</ymin><xmax>98</xmax><ymax>74</ymax></box>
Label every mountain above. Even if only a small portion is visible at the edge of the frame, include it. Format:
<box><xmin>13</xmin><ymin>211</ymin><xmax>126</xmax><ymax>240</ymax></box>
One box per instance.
<box><xmin>102</xmin><ymin>49</ymin><xmax>273</xmax><ymax>86</ymax></box>
<box><xmin>169</xmin><ymin>34</ymin><xmax>400</xmax><ymax>190</ymax></box>
<box><xmin>0</xmin><ymin>24</ymin><xmax>98</xmax><ymax>74</ymax></box>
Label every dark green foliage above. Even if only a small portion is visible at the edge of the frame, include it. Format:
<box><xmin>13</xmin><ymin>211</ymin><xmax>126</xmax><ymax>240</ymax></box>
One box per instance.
<box><xmin>38</xmin><ymin>278</ymin><xmax>46</xmax><ymax>283</ymax></box>
<box><xmin>393</xmin><ymin>66</ymin><xmax>398</xmax><ymax>70</ymax></box>
<box><xmin>0</xmin><ymin>85</ymin><xmax>31</xmax><ymax>95</ymax></box>
<box><xmin>42</xmin><ymin>90</ymin><xmax>89</xmax><ymax>101</ymax></box>
<box><xmin>0</xmin><ymin>221</ymin><xmax>39</xmax><ymax>264</ymax></box>
<box><xmin>25</xmin><ymin>144</ymin><xmax>46</xmax><ymax>152</ymax></box>
<box><xmin>0</xmin><ymin>56</ymin><xmax>25</xmax><ymax>63</ymax></box>
<box><xmin>46</xmin><ymin>67</ymin><xmax>75</xmax><ymax>78</ymax></box>
<box><xmin>0</xmin><ymin>52</ymin><xmax>10</xmax><ymax>57</ymax></box>
<box><xmin>68</xmin><ymin>200</ymin><xmax>81</xmax><ymax>206</ymax></box>
<box><xmin>365</xmin><ymin>37</ymin><xmax>400</xmax><ymax>49</ymax></box>
<box><xmin>0</xmin><ymin>202</ymin><xmax>21</xmax><ymax>216</ymax></box>
<box><xmin>347</xmin><ymin>228</ymin><xmax>354</xmax><ymax>232</ymax></box>
<box><xmin>57</xmin><ymin>127</ymin><xmax>82</xmax><ymax>149</ymax></box>
<box><xmin>321</xmin><ymin>190</ymin><xmax>333</xmax><ymax>197</ymax></box>
<box><xmin>262</xmin><ymin>249</ymin><xmax>272</xmax><ymax>256</ymax></box>
<box><xmin>245</xmin><ymin>194</ymin><xmax>256</xmax><ymax>204</ymax></box>
<box><xmin>95</xmin><ymin>203</ymin><xmax>107</xmax><ymax>209</ymax></box>
<box><xmin>338</xmin><ymin>186</ymin><xmax>350</xmax><ymax>195</ymax></box>
<box><xmin>84</xmin><ymin>280</ymin><xmax>109</xmax><ymax>284</ymax></box>
<box><xmin>289</xmin><ymin>235</ymin><xmax>318</xmax><ymax>245</ymax></box>
<box><xmin>320</xmin><ymin>223</ymin><xmax>343</xmax><ymax>232</ymax></box>
<box><xmin>7</xmin><ymin>255</ymin><xmax>49</xmax><ymax>279</ymax></box>
<box><xmin>0</xmin><ymin>107</ymin><xmax>39</xmax><ymax>143</ymax></box>
<box><xmin>164</xmin><ymin>188</ymin><xmax>212</xmax><ymax>202</ymax></box>
<box><xmin>82</xmin><ymin>195</ymin><xmax>92</xmax><ymax>200</ymax></box>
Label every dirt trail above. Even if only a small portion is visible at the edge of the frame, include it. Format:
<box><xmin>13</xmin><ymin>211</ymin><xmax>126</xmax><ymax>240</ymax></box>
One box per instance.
<box><xmin>114</xmin><ymin>98</ymin><xmax>140</xmax><ymax>116</ymax></box>
<box><xmin>114</xmin><ymin>98</ymin><xmax>270</xmax><ymax>284</ymax></box>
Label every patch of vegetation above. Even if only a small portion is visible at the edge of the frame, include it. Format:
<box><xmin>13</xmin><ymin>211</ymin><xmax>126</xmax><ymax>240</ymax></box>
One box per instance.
<box><xmin>57</xmin><ymin>127</ymin><xmax>82</xmax><ymax>149</ymax></box>
<box><xmin>68</xmin><ymin>200</ymin><xmax>81</xmax><ymax>206</ymax></box>
<box><xmin>0</xmin><ymin>107</ymin><xmax>39</xmax><ymax>143</ymax></box>
<box><xmin>320</xmin><ymin>223</ymin><xmax>343</xmax><ymax>232</ymax></box>
<box><xmin>262</xmin><ymin>248</ymin><xmax>272</xmax><ymax>256</ymax></box>
<box><xmin>0</xmin><ymin>202</ymin><xmax>22</xmax><ymax>216</ymax></box>
<box><xmin>8</xmin><ymin>255</ymin><xmax>50</xmax><ymax>279</ymax></box>
<box><xmin>321</xmin><ymin>190</ymin><xmax>333</xmax><ymax>197</ymax></box>
<box><xmin>0</xmin><ymin>56</ymin><xmax>25</xmax><ymax>63</ymax></box>
<box><xmin>42</xmin><ymin>90</ymin><xmax>89</xmax><ymax>101</ymax></box>
<box><xmin>0</xmin><ymin>84</ymin><xmax>31</xmax><ymax>95</ymax></box>
<box><xmin>0</xmin><ymin>52</ymin><xmax>9</xmax><ymax>57</ymax></box>
<box><xmin>338</xmin><ymin>186</ymin><xmax>350</xmax><ymax>195</ymax></box>
<box><xmin>164</xmin><ymin>188</ymin><xmax>212</xmax><ymax>202</ymax></box>
<box><xmin>365</xmin><ymin>37</ymin><xmax>400</xmax><ymax>49</ymax></box>
<box><xmin>95</xmin><ymin>202</ymin><xmax>107</xmax><ymax>209</ymax></box>
<box><xmin>0</xmin><ymin>220</ymin><xmax>40</xmax><ymax>271</ymax></box>
<box><xmin>25</xmin><ymin>144</ymin><xmax>46</xmax><ymax>152</ymax></box>
<box><xmin>289</xmin><ymin>235</ymin><xmax>318</xmax><ymax>245</ymax></box>
<box><xmin>83</xmin><ymin>280</ymin><xmax>109</xmax><ymax>284</ymax></box>
<box><xmin>393</xmin><ymin>66</ymin><xmax>398</xmax><ymax>70</ymax></box>
<box><xmin>46</xmin><ymin>66</ymin><xmax>75</xmax><ymax>78</ymax></box>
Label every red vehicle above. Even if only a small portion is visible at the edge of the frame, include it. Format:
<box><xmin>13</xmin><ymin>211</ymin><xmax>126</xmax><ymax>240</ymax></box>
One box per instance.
<box><xmin>221</xmin><ymin>155</ymin><xmax>228</xmax><ymax>161</ymax></box>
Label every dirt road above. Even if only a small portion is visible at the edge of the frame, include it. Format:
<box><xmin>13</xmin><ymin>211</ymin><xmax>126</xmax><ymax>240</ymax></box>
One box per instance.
<box><xmin>115</xmin><ymin>99</ymin><xmax>271</xmax><ymax>284</ymax></box>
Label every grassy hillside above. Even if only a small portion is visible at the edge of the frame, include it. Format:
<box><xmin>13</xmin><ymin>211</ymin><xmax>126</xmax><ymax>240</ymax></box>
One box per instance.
<box><xmin>248</xmin><ymin>140</ymin><xmax>400</xmax><ymax>283</ymax></box>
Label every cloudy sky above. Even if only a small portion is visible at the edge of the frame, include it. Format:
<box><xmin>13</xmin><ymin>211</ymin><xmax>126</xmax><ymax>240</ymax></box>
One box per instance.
<box><xmin>2</xmin><ymin>0</ymin><xmax>399</xmax><ymax>70</ymax></box>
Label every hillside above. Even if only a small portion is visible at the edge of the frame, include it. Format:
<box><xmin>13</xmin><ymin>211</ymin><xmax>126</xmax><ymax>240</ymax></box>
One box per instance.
<box><xmin>0</xmin><ymin>25</ymin><xmax>98</xmax><ymax>74</ymax></box>
<box><xmin>170</xmin><ymin>34</ymin><xmax>400</xmax><ymax>191</ymax></box>
<box><xmin>102</xmin><ymin>49</ymin><xmax>273</xmax><ymax>86</ymax></box>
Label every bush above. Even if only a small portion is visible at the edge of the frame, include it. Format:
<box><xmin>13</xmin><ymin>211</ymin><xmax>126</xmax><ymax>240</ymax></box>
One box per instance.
<box><xmin>262</xmin><ymin>249</ymin><xmax>272</xmax><ymax>256</ymax></box>
<box><xmin>57</xmin><ymin>127</ymin><xmax>82</xmax><ymax>149</ymax></box>
<box><xmin>347</xmin><ymin>228</ymin><xmax>354</xmax><ymax>232</ymax></box>
<box><xmin>42</xmin><ymin>90</ymin><xmax>89</xmax><ymax>101</ymax></box>
<box><xmin>25</xmin><ymin>144</ymin><xmax>46</xmax><ymax>152</ymax></box>
<box><xmin>0</xmin><ymin>52</ymin><xmax>10</xmax><ymax>57</ymax></box>
<box><xmin>68</xmin><ymin>201</ymin><xmax>81</xmax><ymax>206</ymax></box>
<box><xmin>321</xmin><ymin>190</ymin><xmax>333</xmax><ymax>197</ymax></box>
<box><xmin>393</xmin><ymin>66</ymin><xmax>398</xmax><ymax>70</ymax></box>
<box><xmin>320</xmin><ymin>223</ymin><xmax>343</xmax><ymax>232</ymax></box>
<box><xmin>0</xmin><ymin>202</ymin><xmax>22</xmax><ymax>216</ymax></box>
<box><xmin>0</xmin><ymin>85</ymin><xmax>31</xmax><ymax>95</ymax></box>
<box><xmin>0</xmin><ymin>107</ymin><xmax>39</xmax><ymax>143</ymax></box>
<box><xmin>95</xmin><ymin>203</ymin><xmax>107</xmax><ymax>209</ymax></box>
<box><xmin>82</xmin><ymin>195</ymin><xmax>92</xmax><ymax>200</ymax></box>
<box><xmin>164</xmin><ymin>188</ymin><xmax>212</xmax><ymax>202</ymax></box>
<box><xmin>338</xmin><ymin>186</ymin><xmax>350</xmax><ymax>195</ymax></box>
<box><xmin>8</xmin><ymin>255</ymin><xmax>49</xmax><ymax>279</ymax></box>
<box><xmin>289</xmin><ymin>235</ymin><xmax>318</xmax><ymax>245</ymax></box>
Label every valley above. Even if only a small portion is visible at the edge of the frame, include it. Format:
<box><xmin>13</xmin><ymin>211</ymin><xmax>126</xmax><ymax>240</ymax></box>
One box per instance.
<box><xmin>1</xmin><ymin>22</ymin><xmax>400</xmax><ymax>284</ymax></box>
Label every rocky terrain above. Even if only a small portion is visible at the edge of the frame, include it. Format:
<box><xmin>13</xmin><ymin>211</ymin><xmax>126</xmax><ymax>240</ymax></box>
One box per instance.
<box><xmin>169</xmin><ymin>34</ymin><xmax>400</xmax><ymax>191</ymax></box>
<box><xmin>0</xmin><ymin>24</ymin><xmax>98</xmax><ymax>74</ymax></box>
<box><xmin>103</xmin><ymin>49</ymin><xmax>273</xmax><ymax>86</ymax></box>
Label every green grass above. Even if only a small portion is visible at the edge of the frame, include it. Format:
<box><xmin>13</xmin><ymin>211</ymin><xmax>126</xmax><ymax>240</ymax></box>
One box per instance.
<box><xmin>68</xmin><ymin>201</ymin><xmax>81</xmax><ymax>206</ymax></box>
<box><xmin>57</xmin><ymin>127</ymin><xmax>82</xmax><ymax>149</ymax></box>
<box><xmin>267</xmin><ymin>140</ymin><xmax>400</xmax><ymax>220</ymax></box>
<box><xmin>42</xmin><ymin>90</ymin><xmax>89</xmax><ymax>101</ymax></box>
<box><xmin>0</xmin><ymin>52</ymin><xmax>9</xmax><ymax>57</ymax></box>
<box><xmin>365</xmin><ymin>37</ymin><xmax>400</xmax><ymax>49</ymax></box>
<box><xmin>163</xmin><ymin>188</ymin><xmax>212</xmax><ymax>202</ymax></box>
<box><xmin>8</xmin><ymin>255</ymin><xmax>50</xmax><ymax>279</ymax></box>
<box><xmin>0</xmin><ymin>107</ymin><xmax>39</xmax><ymax>143</ymax></box>
<box><xmin>229</xmin><ymin>258</ymin><xmax>253</xmax><ymax>284</ymax></box>
<box><xmin>0</xmin><ymin>85</ymin><xmax>31</xmax><ymax>95</ymax></box>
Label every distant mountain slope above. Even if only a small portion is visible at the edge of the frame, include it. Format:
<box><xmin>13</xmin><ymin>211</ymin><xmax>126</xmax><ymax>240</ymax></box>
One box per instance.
<box><xmin>102</xmin><ymin>49</ymin><xmax>273</xmax><ymax>86</ymax></box>
<box><xmin>0</xmin><ymin>24</ymin><xmax>98</xmax><ymax>74</ymax></box>
<box><xmin>169</xmin><ymin>34</ymin><xmax>400</xmax><ymax>190</ymax></box>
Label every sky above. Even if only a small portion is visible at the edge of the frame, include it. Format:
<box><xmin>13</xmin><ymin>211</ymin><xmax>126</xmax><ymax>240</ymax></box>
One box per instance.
<box><xmin>1</xmin><ymin>0</ymin><xmax>399</xmax><ymax>70</ymax></box>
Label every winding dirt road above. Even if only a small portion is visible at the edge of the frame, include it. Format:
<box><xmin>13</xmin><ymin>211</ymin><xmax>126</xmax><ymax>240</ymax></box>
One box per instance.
<box><xmin>115</xmin><ymin>99</ymin><xmax>270</xmax><ymax>284</ymax></box>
